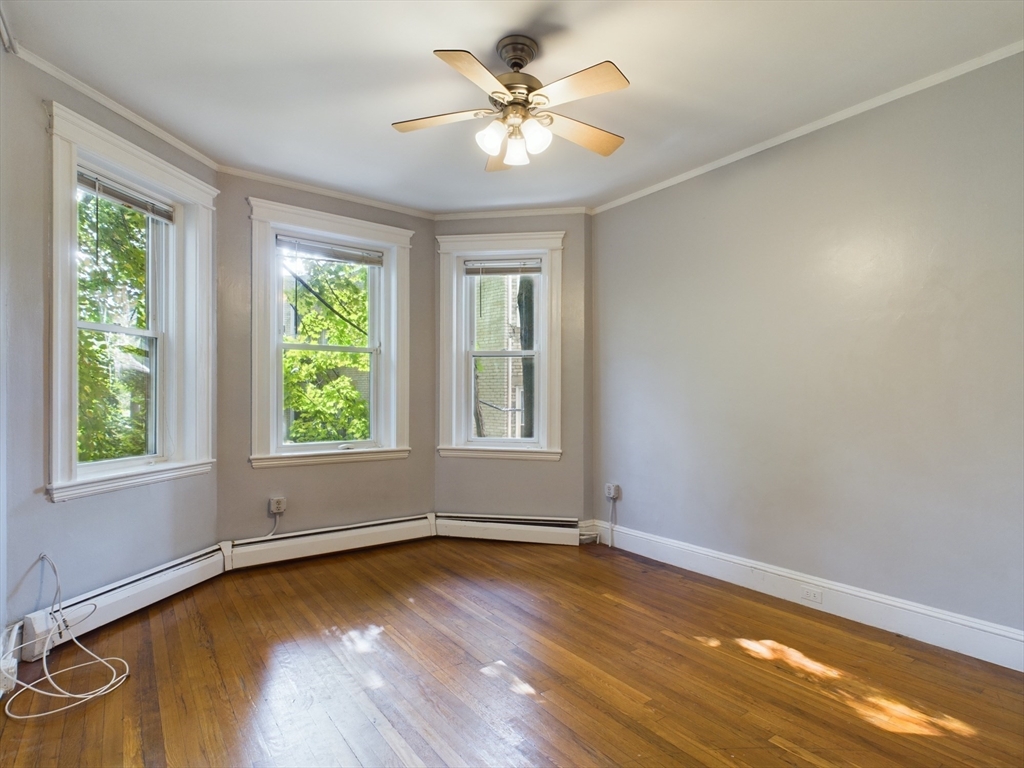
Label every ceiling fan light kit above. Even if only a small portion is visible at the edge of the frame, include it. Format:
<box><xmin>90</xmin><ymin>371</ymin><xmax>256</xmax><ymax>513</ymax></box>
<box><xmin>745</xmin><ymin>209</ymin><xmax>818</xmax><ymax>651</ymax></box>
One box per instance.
<box><xmin>393</xmin><ymin>34</ymin><xmax>628</xmax><ymax>171</ymax></box>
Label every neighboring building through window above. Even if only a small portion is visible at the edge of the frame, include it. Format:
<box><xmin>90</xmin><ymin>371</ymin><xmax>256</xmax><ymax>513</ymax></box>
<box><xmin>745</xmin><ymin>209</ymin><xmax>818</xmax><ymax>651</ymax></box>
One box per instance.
<box><xmin>49</xmin><ymin>103</ymin><xmax>217</xmax><ymax>502</ymax></box>
<box><xmin>437</xmin><ymin>232</ymin><xmax>563</xmax><ymax>460</ymax></box>
<box><xmin>249</xmin><ymin>199</ymin><xmax>411</xmax><ymax>467</ymax></box>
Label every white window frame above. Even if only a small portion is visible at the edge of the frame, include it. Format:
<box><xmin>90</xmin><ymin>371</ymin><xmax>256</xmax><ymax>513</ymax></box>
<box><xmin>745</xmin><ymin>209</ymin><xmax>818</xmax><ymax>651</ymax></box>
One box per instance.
<box><xmin>437</xmin><ymin>232</ymin><xmax>562</xmax><ymax>461</ymax></box>
<box><xmin>48</xmin><ymin>103</ymin><xmax>217</xmax><ymax>502</ymax></box>
<box><xmin>249</xmin><ymin>198</ymin><xmax>411</xmax><ymax>467</ymax></box>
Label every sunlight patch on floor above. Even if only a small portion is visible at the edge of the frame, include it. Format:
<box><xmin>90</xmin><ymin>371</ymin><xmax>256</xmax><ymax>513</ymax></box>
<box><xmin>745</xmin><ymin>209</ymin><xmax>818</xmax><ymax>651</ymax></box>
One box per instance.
<box><xmin>480</xmin><ymin>660</ymin><xmax>541</xmax><ymax>699</ymax></box>
<box><xmin>692</xmin><ymin>635</ymin><xmax>977</xmax><ymax>737</ymax></box>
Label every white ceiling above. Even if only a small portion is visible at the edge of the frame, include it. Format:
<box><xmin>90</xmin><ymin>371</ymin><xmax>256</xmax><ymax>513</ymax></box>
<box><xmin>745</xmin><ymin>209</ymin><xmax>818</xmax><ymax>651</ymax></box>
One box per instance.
<box><xmin>4</xmin><ymin>1</ymin><xmax>1022</xmax><ymax>214</ymax></box>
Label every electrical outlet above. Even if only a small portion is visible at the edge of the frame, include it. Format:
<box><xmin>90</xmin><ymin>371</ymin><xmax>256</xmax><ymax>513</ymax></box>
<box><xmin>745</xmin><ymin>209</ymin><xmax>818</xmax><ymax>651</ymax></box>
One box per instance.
<box><xmin>604</xmin><ymin>483</ymin><xmax>621</xmax><ymax>500</ymax></box>
<box><xmin>269</xmin><ymin>497</ymin><xmax>287</xmax><ymax>515</ymax></box>
<box><xmin>801</xmin><ymin>584</ymin><xmax>823</xmax><ymax>603</ymax></box>
<box><xmin>0</xmin><ymin>655</ymin><xmax>17</xmax><ymax>694</ymax></box>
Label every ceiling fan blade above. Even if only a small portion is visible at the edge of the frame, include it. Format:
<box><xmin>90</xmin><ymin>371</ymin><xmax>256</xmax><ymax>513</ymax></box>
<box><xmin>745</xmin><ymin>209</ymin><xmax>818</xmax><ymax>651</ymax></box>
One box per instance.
<box><xmin>545</xmin><ymin>113</ymin><xmax>624</xmax><ymax>156</ymax></box>
<box><xmin>529</xmin><ymin>61</ymin><xmax>628</xmax><ymax>108</ymax></box>
<box><xmin>392</xmin><ymin>109</ymin><xmax>492</xmax><ymax>133</ymax></box>
<box><xmin>434</xmin><ymin>50</ymin><xmax>513</xmax><ymax>103</ymax></box>
<box><xmin>485</xmin><ymin>137</ymin><xmax>511</xmax><ymax>171</ymax></box>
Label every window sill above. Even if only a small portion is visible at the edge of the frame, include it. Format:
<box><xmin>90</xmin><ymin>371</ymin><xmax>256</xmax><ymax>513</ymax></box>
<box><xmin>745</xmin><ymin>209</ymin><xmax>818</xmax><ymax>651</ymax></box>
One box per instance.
<box><xmin>249</xmin><ymin>447</ymin><xmax>411</xmax><ymax>468</ymax></box>
<box><xmin>47</xmin><ymin>460</ymin><xmax>214</xmax><ymax>502</ymax></box>
<box><xmin>437</xmin><ymin>446</ymin><xmax>562</xmax><ymax>461</ymax></box>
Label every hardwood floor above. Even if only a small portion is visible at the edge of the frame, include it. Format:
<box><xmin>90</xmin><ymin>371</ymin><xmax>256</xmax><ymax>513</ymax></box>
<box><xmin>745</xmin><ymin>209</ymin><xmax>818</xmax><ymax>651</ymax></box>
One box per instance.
<box><xmin>2</xmin><ymin>538</ymin><xmax>1021</xmax><ymax>767</ymax></box>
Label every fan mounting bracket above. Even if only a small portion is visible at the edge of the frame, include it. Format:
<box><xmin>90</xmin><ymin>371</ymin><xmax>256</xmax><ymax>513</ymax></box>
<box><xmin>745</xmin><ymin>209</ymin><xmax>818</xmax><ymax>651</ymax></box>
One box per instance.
<box><xmin>497</xmin><ymin>35</ymin><xmax>539</xmax><ymax>72</ymax></box>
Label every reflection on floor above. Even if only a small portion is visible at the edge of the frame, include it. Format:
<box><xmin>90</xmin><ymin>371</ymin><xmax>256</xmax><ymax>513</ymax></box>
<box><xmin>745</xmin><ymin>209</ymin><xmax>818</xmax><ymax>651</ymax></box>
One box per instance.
<box><xmin>1</xmin><ymin>538</ymin><xmax>1021</xmax><ymax>767</ymax></box>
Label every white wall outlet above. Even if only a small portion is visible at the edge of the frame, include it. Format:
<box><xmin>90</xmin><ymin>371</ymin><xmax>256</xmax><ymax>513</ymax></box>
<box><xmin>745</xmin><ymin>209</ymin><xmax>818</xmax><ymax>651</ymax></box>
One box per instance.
<box><xmin>269</xmin><ymin>497</ymin><xmax>287</xmax><ymax>515</ymax></box>
<box><xmin>801</xmin><ymin>584</ymin><xmax>823</xmax><ymax>603</ymax></box>
<box><xmin>604</xmin><ymin>483</ymin><xmax>621</xmax><ymax>500</ymax></box>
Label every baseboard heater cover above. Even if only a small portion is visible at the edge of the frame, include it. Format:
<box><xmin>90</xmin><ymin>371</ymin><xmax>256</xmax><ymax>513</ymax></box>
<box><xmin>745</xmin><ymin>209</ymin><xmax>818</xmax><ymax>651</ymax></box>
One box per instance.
<box><xmin>226</xmin><ymin>515</ymin><xmax>434</xmax><ymax>570</ymax></box>
<box><xmin>434</xmin><ymin>513</ymin><xmax>579</xmax><ymax>546</ymax></box>
<box><xmin>21</xmin><ymin>547</ymin><xmax>224</xmax><ymax>662</ymax></box>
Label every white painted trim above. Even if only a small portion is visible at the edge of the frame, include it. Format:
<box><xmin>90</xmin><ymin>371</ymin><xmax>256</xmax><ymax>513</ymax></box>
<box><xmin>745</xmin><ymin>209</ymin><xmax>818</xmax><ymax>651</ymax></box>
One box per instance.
<box><xmin>435</xmin><ymin>207</ymin><xmax>590</xmax><ymax>221</ymax></box>
<box><xmin>592</xmin><ymin>41</ymin><xmax>1024</xmax><ymax>214</ymax></box>
<box><xmin>223</xmin><ymin>166</ymin><xmax>433</xmax><ymax>220</ymax></box>
<box><xmin>49</xmin><ymin>104</ymin><xmax>217</xmax><ymax>500</ymax></box>
<box><xmin>47</xmin><ymin>460</ymin><xmax>214</xmax><ymax>502</ymax></box>
<box><xmin>435</xmin><ymin>518</ymin><xmax>578</xmax><ymax>546</ymax></box>
<box><xmin>250</xmin><ymin>448</ymin><xmax>410</xmax><ymax>468</ymax></box>
<box><xmin>437</xmin><ymin>232</ymin><xmax>563</xmax><ymax>455</ymax></box>
<box><xmin>228</xmin><ymin>517</ymin><xmax>432</xmax><ymax>570</ymax></box>
<box><xmin>249</xmin><ymin>197</ymin><xmax>411</xmax><ymax>463</ymax></box>
<box><xmin>23</xmin><ymin>49</ymin><xmax>218</xmax><ymax>169</ymax></box>
<box><xmin>581</xmin><ymin>519</ymin><xmax>1024</xmax><ymax>672</ymax></box>
<box><xmin>436</xmin><ymin>231</ymin><xmax>566</xmax><ymax>253</ymax></box>
<box><xmin>437</xmin><ymin>447</ymin><xmax>561</xmax><ymax>461</ymax></box>
<box><xmin>249</xmin><ymin>197</ymin><xmax>414</xmax><ymax>243</ymax></box>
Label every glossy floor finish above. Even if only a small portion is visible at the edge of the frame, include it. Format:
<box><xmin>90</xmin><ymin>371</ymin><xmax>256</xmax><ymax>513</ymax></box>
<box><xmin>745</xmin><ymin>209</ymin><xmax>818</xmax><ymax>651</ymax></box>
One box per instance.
<box><xmin>2</xmin><ymin>539</ymin><xmax>1022</xmax><ymax>767</ymax></box>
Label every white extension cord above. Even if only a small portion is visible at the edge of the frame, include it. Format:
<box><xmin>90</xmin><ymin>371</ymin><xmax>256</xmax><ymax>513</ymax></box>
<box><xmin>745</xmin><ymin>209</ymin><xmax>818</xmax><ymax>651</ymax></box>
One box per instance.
<box><xmin>0</xmin><ymin>554</ymin><xmax>130</xmax><ymax>719</ymax></box>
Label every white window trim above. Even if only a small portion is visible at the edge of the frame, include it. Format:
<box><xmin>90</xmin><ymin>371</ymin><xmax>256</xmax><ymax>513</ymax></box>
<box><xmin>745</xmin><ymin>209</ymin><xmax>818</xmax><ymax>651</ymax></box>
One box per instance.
<box><xmin>48</xmin><ymin>103</ymin><xmax>218</xmax><ymax>502</ymax></box>
<box><xmin>249</xmin><ymin>198</ymin><xmax>411</xmax><ymax>467</ymax></box>
<box><xmin>437</xmin><ymin>232</ymin><xmax>562</xmax><ymax>460</ymax></box>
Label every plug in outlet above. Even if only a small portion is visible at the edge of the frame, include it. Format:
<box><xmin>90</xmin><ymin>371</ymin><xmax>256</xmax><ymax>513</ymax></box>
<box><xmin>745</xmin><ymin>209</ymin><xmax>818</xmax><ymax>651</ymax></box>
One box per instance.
<box><xmin>800</xmin><ymin>584</ymin><xmax>823</xmax><ymax>603</ymax></box>
<box><xmin>269</xmin><ymin>497</ymin><xmax>287</xmax><ymax>515</ymax></box>
<box><xmin>604</xmin><ymin>483</ymin><xmax>620</xmax><ymax>500</ymax></box>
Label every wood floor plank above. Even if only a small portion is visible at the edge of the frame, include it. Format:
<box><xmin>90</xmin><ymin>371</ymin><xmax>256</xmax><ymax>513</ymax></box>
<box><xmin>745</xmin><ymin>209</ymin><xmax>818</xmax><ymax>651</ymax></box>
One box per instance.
<box><xmin>2</xmin><ymin>538</ymin><xmax>1021</xmax><ymax>767</ymax></box>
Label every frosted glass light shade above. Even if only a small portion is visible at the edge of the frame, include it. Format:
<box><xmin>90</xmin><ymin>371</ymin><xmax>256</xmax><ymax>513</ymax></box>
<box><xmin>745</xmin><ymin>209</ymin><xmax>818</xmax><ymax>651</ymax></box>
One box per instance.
<box><xmin>521</xmin><ymin>118</ymin><xmax>552</xmax><ymax>154</ymax></box>
<box><xmin>475</xmin><ymin>120</ymin><xmax>506</xmax><ymax>156</ymax></box>
<box><xmin>504</xmin><ymin>128</ymin><xmax>530</xmax><ymax>165</ymax></box>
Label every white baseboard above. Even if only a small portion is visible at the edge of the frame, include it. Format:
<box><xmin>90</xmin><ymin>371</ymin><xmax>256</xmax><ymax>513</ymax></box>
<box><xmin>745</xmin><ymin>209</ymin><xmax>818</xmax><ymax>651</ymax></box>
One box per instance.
<box><xmin>581</xmin><ymin>519</ymin><xmax>1024</xmax><ymax>672</ymax></box>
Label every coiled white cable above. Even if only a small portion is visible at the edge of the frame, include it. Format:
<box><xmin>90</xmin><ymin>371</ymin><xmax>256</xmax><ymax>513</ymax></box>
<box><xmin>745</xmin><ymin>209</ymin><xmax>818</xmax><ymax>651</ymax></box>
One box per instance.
<box><xmin>0</xmin><ymin>554</ymin><xmax>130</xmax><ymax>719</ymax></box>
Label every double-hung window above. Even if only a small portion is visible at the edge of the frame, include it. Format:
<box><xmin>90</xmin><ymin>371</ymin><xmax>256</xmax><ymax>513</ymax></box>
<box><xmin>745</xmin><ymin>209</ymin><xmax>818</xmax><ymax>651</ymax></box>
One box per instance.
<box><xmin>250</xmin><ymin>199</ymin><xmax>411</xmax><ymax>467</ymax></box>
<box><xmin>49</xmin><ymin>104</ymin><xmax>217</xmax><ymax>502</ymax></box>
<box><xmin>438</xmin><ymin>232</ymin><xmax>563</xmax><ymax>460</ymax></box>
<box><xmin>75</xmin><ymin>172</ymin><xmax>169</xmax><ymax>462</ymax></box>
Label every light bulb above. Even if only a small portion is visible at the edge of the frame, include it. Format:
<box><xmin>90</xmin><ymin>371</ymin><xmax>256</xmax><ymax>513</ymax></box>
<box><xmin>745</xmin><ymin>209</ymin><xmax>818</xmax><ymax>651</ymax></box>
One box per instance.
<box><xmin>475</xmin><ymin>119</ymin><xmax>506</xmax><ymax>157</ymax></box>
<box><xmin>504</xmin><ymin>126</ymin><xmax>530</xmax><ymax>165</ymax></box>
<box><xmin>521</xmin><ymin>118</ymin><xmax>552</xmax><ymax>154</ymax></box>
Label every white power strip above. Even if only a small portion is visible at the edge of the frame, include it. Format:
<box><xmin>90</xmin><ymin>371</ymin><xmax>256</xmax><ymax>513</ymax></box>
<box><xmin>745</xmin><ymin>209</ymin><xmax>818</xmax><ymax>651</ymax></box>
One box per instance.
<box><xmin>0</xmin><ymin>623</ymin><xmax>22</xmax><ymax>696</ymax></box>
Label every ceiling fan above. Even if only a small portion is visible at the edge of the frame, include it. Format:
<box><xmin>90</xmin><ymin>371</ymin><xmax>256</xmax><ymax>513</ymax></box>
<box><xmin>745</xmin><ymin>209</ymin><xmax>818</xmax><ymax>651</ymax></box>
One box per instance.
<box><xmin>393</xmin><ymin>35</ymin><xmax>629</xmax><ymax>171</ymax></box>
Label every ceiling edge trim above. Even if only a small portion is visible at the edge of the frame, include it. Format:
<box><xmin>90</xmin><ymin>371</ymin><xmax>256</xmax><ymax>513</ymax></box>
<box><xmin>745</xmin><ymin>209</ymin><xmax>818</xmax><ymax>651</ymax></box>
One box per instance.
<box><xmin>221</xmin><ymin>166</ymin><xmax>433</xmax><ymax>221</ymax></box>
<box><xmin>435</xmin><ymin>207</ymin><xmax>590</xmax><ymax>221</ymax></box>
<box><xmin>592</xmin><ymin>40</ymin><xmax>1024</xmax><ymax>215</ymax></box>
<box><xmin>14</xmin><ymin>46</ymin><xmax>219</xmax><ymax>170</ymax></box>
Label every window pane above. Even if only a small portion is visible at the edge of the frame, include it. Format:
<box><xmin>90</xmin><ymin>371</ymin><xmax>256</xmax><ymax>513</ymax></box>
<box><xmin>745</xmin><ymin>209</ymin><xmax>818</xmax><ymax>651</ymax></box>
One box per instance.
<box><xmin>281</xmin><ymin>252</ymin><xmax>370</xmax><ymax>348</ymax></box>
<box><xmin>78</xmin><ymin>329</ymin><xmax>154</xmax><ymax>462</ymax></box>
<box><xmin>473</xmin><ymin>275</ymin><xmax>534</xmax><ymax>352</ymax></box>
<box><xmin>472</xmin><ymin>355</ymin><xmax>535</xmax><ymax>439</ymax></box>
<box><xmin>283</xmin><ymin>350</ymin><xmax>372</xmax><ymax>443</ymax></box>
<box><xmin>77</xmin><ymin>190</ymin><xmax>150</xmax><ymax>329</ymax></box>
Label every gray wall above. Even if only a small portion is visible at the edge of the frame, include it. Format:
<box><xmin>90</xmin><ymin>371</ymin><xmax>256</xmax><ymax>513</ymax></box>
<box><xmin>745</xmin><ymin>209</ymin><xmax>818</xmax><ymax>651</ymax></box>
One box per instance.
<box><xmin>434</xmin><ymin>214</ymin><xmax>590</xmax><ymax>520</ymax></box>
<box><xmin>1</xmin><ymin>51</ymin><xmax>220</xmax><ymax>621</ymax></box>
<box><xmin>214</xmin><ymin>174</ymin><xmax>436</xmax><ymax>540</ymax></box>
<box><xmin>592</xmin><ymin>54</ymin><xmax>1024</xmax><ymax>629</ymax></box>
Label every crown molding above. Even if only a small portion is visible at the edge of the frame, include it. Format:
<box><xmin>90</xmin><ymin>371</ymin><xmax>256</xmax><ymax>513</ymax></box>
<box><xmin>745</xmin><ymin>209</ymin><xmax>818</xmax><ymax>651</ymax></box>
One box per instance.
<box><xmin>222</xmin><ymin>166</ymin><xmax>433</xmax><ymax>220</ymax></box>
<box><xmin>435</xmin><ymin>206</ymin><xmax>591</xmax><ymax>221</ymax></box>
<box><xmin>13</xmin><ymin>39</ymin><xmax>1023</xmax><ymax>221</ymax></box>
<box><xmin>592</xmin><ymin>40</ymin><xmax>1024</xmax><ymax>215</ymax></box>
<box><xmin>15</xmin><ymin>46</ymin><xmax>219</xmax><ymax>170</ymax></box>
